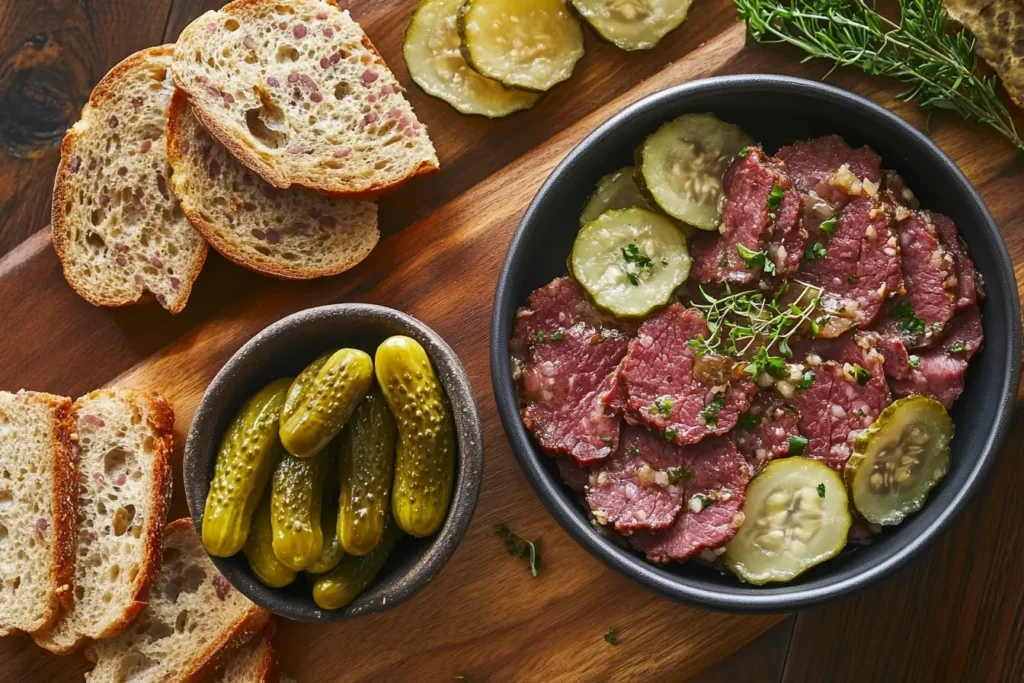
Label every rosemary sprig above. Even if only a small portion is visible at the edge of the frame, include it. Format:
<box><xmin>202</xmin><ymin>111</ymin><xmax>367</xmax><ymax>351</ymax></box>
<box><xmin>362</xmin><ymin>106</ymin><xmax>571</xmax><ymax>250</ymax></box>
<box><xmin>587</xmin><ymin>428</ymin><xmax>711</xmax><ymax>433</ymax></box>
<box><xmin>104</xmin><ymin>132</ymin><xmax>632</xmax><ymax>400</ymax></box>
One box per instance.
<box><xmin>735</xmin><ymin>0</ymin><xmax>1024</xmax><ymax>153</ymax></box>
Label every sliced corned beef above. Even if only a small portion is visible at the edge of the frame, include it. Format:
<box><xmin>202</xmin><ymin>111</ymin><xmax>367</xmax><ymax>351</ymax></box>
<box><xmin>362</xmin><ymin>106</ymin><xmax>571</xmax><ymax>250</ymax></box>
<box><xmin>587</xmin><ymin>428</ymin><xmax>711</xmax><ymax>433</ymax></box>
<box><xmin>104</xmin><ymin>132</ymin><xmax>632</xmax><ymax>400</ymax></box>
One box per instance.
<box><xmin>776</xmin><ymin>135</ymin><xmax>882</xmax><ymax>208</ymax></box>
<box><xmin>555</xmin><ymin>455</ymin><xmax>591</xmax><ymax>494</ymax></box>
<box><xmin>824</xmin><ymin>357</ymin><xmax>891</xmax><ymax>471</ymax></box>
<box><xmin>881</xmin><ymin>169</ymin><xmax>920</xmax><ymax>213</ymax></box>
<box><xmin>765</xmin><ymin>174</ymin><xmax>807</xmax><ymax>278</ymax></box>
<box><xmin>510</xmin><ymin>276</ymin><xmax>609</xmax><ymax>362</ymax></box>
<box><xmin>733</xmin><ymin>391</ymin><xmax>800</xmax><ymax>469</ymax></box>
<box><xmin>586</xmin><ymin>425</ymin><xmax>693</xmax><ymax>533</ymax></box>
<box><xmin>890</xmin><ymin>305</ymin><xmax>984</xmax><ymax>408</ymax></box>
<box><xmin>627</xmin><ymin>436</ymin><xmax>749</xmax><ymax>563</ymax></box>
<box><xmin>790</xmin><ymin>359</ymin><xmax>836</xmax><ymax>460</ymax></box>
<box><xmin>692</xmin><ymin>147</ymin><xmax>803</xmax><ymax>284</ymax></box>
<box><xmin>519</xmin><ymin>321</ymin><xmax>629</xmax><ymax>464</ymax></box>
<box><xmin>929</xmin><ymin>211</ymin><xmax>981</xmax><ymax>310</ymax></box>
<box><xmin>874</xmin><ymin>213</ymin><xmax>956</xmax><ymax>349</ymax></box>
<box><xmin>617</xmin><ymin>304</ymin><xmax>757</xmax><ymax>445</ymax></box>
<box><xmin>797</xmin><ymin>197</ymin><xmax>900</xmax><ymax>336</ymax></box>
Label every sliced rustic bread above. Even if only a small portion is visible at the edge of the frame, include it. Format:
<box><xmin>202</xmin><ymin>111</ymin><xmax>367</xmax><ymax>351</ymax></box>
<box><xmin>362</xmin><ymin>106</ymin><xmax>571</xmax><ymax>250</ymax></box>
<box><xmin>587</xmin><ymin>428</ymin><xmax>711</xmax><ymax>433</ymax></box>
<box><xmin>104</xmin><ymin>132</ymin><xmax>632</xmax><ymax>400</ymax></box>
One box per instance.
<box><xmin>214</xmin><ymin>629</ymin><xmax>280</xmax><ymax>683</ymax></box>
<box><xmin>85</xmin><ymin>519</ymin><xmax>271</xmax><ymax>683</ymax></box>
<box><xmin>34</xmin><ymin>390</ymin><xmax>174</xmax><ymax>654</ymax></box>
<box><xmin>166</xmin><ymin>90</ymin><xmax>379</xmax><ymax>279</ymax></box>
<box><xmin>172</xmin><ymin>0</ymin><xmax>439</xmax><ymax>197</ymax></box>
<box><xmin>52</xmin><ymin>45</ymin><xmax>208</xmax><ymax>314</ymax></box>
<box><xmin>0</xmin><ymin>391</ymin><xmax>76</xmax><ymax>637</ymax></box>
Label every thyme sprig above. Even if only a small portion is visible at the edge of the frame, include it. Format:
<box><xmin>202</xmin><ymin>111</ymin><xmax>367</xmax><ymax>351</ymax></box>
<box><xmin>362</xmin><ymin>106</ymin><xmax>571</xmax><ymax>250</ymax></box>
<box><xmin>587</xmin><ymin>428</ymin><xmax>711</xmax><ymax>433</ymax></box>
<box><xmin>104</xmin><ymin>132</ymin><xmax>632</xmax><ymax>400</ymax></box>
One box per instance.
<box><xmin>734</xmin><ymin>0</ymin><xmax>1024</xmax><ymax>154</ymax></box>
<box><xmin>688</xmin><ymin>281</ymin><xmax>822</xmax><ymax>361</ymax></box>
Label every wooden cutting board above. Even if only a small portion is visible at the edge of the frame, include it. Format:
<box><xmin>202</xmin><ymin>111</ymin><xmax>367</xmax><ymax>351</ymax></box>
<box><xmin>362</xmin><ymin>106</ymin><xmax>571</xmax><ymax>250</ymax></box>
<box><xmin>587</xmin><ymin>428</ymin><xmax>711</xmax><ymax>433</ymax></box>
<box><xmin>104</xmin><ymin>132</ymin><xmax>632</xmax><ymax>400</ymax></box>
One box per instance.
<box><xmin>1</xmin><ymin>1</ymin><xmax>1023</xmax><ymax>682</ymax></box>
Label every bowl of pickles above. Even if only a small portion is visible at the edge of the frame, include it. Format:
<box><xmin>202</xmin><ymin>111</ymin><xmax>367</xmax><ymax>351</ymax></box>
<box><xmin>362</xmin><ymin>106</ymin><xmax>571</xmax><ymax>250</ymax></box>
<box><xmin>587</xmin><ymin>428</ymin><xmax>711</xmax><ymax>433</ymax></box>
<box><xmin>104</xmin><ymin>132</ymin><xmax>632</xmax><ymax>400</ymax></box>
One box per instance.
<box><xmin>183</xmin><ymin>304</ymin><xmax>484</xmax><ymax>621</ymax></box>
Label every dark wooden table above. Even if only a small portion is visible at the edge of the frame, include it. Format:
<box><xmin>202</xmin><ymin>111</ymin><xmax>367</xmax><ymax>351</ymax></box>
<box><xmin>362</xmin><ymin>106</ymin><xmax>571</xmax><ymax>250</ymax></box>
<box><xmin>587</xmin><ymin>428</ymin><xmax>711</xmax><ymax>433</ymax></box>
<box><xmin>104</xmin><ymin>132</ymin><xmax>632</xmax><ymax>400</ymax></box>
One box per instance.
<box><xmin>2</xmin><ymin>1</ymin><xmax>1023</xmax><ymax>681</ymax></box>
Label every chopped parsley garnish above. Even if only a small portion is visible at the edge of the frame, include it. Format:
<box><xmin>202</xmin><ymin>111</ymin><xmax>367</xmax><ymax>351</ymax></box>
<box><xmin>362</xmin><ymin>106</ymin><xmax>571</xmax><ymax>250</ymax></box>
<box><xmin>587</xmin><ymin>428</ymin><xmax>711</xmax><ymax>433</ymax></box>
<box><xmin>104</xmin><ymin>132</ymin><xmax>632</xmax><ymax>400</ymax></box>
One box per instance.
<box><xmin>535</xmin><ymin>331</ymin><xmax>545</xmax><ymax>344</ymax></box>
<box><xmin>622</xmin><ymin>242</ymin><xmax>653</xmax><ymax>286</ymax></box>
<box><xmin>495</xmin><ymin>523</ymin><xmax>540</xmax><ymax>577</ymax></box>
<box><xmin>796</xmin><ymin>369</ymin><xmax>815</xmax><ymax>390</ymax></box>
<box><xmin>668</xmin><ymin>466</ymin><xmax>692</xmax><ymax>483</ymax></box>
<box><xmin>804</xmin><ymin>242</ymin><xmax>828</xmax><ymax>261</ymax></box>
<box><xmin>847</xmin><ymin>274</ymin><xmax>860</xmax><ymax>285</ymax></box>
<box><xmin>604</xmin><ymin>627</ymin><xmax>618</xmax><ymax>644</ymax></box>
<box><xmin>894</xmin><ymin>301</ymin><xmax>926</xmax><ymax>336</ymax></box>
<box><xmin>664</xmin><ymin>428</ymin><xmax>677</xmax><ymax>442</ymax></box>
<box><xmin>699</xmin><ymin>396</ymin><xmax>726</xmax><ymax>428</ymax></box>
<box><xmin>948</xmin><ymin>340</ymin><xmax>968</xmax><ymax>354</ymax></box>
<box><xmin>719</xmin><ymin>252</ymin><xmax>729</xmax><ymax>267</ymax></box>
<box><xmin>766</xmin><ymin>184</ymin><xmax>785</xmax><ymax>221</ymax></box>
<box><xmin>651</xmin><ymin>396</ymin><xmax>674</xmax><ymax>417</ymax></box>
<box><xmin>692</xmin><ymin>494</ymin><xmax>712</xmax><ymax>511</ymax></box>
<box><xmin>738</xmin><ymin>411</ymin><xmax>762</xmax><ymax>430</ymax></box>
<box><xmin>909</xmin><ymin>354</ymin><xmax>921</xmax><ymax>368</ymax></box>
<box><xmin>819</xmin><ymin>216</ymin><xmax>838</xmax><ymax>238</ymax></box>
<box><xmin>817</xmin><ymin>482</ymin><xmax>826</xmax><ymax>498</ymax></box>
<box><xmin>788</xmin><ymin>435</ymin><xmax>808</xmax><ymax>455</ymax></box>
<box><xmin>736</xmin><ymin>244</ymin><xmax>776</xmax><ymax>275</ymax></box>
<box><xmin>853</xmin><ymin>364</ymin><xmax>873</xmax><ymax>386</ymax></box>
<box><xmin>552</xmin><ymin>330</ymin><xmax>564</xmax><ymax>341</ymax></box>
<box><xmin>737</xmin><ymin>147</ymin><xmax>749</xmax><ymax>158</ymax></box>
<box><xmin>627</xmin><ymin>445</ymin><xmax>639</xmax><ymax>458</ymax></box>
<box><xmin>745</xmin><ymin>345</ymin><xmax>788</xmax><ymax>380</ymax></box>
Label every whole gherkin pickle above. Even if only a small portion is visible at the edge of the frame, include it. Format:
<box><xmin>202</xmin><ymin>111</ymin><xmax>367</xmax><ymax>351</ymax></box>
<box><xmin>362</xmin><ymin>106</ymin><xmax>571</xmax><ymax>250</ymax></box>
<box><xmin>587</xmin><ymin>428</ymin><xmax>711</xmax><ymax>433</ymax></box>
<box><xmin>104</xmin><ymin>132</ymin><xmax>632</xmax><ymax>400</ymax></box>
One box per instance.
<box><xmin>312</xmin><ymin>513</ymin><xmax>404</xmax><ymax>610</ymax></box>
<box><xmin>244</xmin><ymin>494</ymin><xmax>297</xmax><ymax>588</ymax></box>
<box><xmin>375</xmin><ymin>336</ymin><xmax>455</xmax><ymax>538</ymax></box>
<box><xmin>281</xmin><ymin>350</ymin><xmax>336</xmax><ymax>425</ymax></box>
<box><xmin>307</xmin><ymin>474</ymin><xmax>345</xmax><ymax>574</ymax></box>
<box><xmin>280</xmin><ymin>349</ymin><xmax>374</xmax><ymax>458</ymax></box>
<box><xmin>270</xmin><ymin>448</ymin><xmax>332</xmax><ymax>571</ymax></box>
<box><xmin>337</xmin><ymin>385</ymin><xmax>398</xmax><ymax>555</ymax></box>
<box><xmin>203</xmin><ymin>378</ymin><xmax>292</xmax><ymax>557</ymax></box>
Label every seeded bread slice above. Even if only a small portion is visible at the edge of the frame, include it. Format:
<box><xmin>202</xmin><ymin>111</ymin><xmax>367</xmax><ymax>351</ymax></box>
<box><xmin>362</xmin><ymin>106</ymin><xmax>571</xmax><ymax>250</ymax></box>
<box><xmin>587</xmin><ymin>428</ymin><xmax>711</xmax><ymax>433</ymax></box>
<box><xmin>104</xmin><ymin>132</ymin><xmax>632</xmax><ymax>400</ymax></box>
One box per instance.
<box><xmin>85</xmin><ymin>519</ymin><xmax>272</xmax><ymax>683</ymax></box>
<box><xmin>52</xmin><ymin>45</ymin><xmax>208</xmax><ymax>314</ymax></box>
<box><xmin>0</xmin><ymin>391</ymin><xmax>76</xmax><ymax>637</ymax></box>
<box><xmin>34</xmin><ymin>390</ymin><xmax>174</xmax><ymax>654</ymax></box>
<box><xmin>172</xmin><ymin>0</ymin><xmax>439</xmax><ymax>198</ymax></box>
<box><xmin>167</xmin><ymin>90</ymin><xmax>379</xmax><ymax>280</ymax></box>
<box><xmin>214</xmin><ymin>629</ymin><xmax>280</xmax><ymax>683</ymax></box>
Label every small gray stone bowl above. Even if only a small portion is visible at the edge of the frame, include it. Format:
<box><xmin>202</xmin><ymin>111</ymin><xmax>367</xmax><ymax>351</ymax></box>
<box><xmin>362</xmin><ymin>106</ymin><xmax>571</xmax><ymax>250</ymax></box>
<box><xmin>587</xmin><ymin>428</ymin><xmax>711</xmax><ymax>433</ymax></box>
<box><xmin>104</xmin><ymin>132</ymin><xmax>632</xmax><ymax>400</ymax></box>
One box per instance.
<box><xmin>184</xmin><ymin>304</ymin><xmax>484</xmax><ymax>622</ymax></box>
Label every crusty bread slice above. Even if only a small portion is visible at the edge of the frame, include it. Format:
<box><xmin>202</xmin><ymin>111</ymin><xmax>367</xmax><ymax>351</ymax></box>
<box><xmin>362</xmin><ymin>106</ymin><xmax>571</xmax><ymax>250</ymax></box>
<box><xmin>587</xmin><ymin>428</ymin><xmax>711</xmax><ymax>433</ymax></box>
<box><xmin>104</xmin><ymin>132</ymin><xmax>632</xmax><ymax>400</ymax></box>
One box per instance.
<box><xmin>34</xmin><ymin>390</ymin><xmax>174</xmax><ymax>654</ymax></box>
<box><xmin>172</xmin><ymin>0</ymin><xmax>439</xmax><ymax>197</ymax></box>
<box><xmin>166</xmin><ymin>90</ymin><xmax>379</xmax><ymax>280</ymax></box>
<box><xmin>52</xmin><ymin>45</ymin><xmax>208</xmax><ymax>314</ymax></box>
<box><xmin>214</xmin><ymin>629</ymin><xmax>280</xmax><ymax>683</ymax></box>
<box><xmin>0</xmin><ymin>391</ymin><xmax>76</xmax><ymax>637</ymax></box>
<box><xmin>85</xmin><ymin>519</ymin><xmax>271</xmax><ymax>683</ymax></box>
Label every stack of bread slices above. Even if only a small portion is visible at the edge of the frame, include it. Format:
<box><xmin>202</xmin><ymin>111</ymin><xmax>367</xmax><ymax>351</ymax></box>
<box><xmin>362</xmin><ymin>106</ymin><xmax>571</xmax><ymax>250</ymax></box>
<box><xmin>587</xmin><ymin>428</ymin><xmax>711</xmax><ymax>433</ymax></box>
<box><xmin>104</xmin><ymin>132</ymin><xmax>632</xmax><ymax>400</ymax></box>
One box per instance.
<box><xmin>0</xmin><ymin>388</ymin><xmax>285</xmax><ymax>680</ymax></box>
<box><xmin>53</xmin><ymin>0</ymin><xmax>439</xmax><ymax>314</ymax></box>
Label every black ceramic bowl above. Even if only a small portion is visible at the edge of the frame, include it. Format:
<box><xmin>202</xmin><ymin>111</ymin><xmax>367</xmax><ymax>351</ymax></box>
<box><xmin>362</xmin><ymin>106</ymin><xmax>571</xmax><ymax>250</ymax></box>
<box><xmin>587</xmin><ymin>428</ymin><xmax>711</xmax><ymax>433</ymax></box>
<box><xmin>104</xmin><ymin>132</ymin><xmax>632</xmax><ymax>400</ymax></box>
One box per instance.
<box><xmin>490</xmin><ymin>75</ymin><xmax>1022</xmax><ymax>612</ymax></box>
<box><xmin>185</xmin><ymin>304</ymin><xmax>483</xmax><ymax>621</ymax></box>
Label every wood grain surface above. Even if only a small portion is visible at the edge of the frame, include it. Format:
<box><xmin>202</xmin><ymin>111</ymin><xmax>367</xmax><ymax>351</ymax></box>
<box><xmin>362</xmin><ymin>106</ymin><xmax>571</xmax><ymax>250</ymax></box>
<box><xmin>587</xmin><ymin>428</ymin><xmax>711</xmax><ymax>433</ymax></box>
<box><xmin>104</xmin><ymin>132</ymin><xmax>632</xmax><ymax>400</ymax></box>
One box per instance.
<box><xmin>0</xmin><ymin>1</ymin><xmax>1023</xmax><ymax>682</ymax></box>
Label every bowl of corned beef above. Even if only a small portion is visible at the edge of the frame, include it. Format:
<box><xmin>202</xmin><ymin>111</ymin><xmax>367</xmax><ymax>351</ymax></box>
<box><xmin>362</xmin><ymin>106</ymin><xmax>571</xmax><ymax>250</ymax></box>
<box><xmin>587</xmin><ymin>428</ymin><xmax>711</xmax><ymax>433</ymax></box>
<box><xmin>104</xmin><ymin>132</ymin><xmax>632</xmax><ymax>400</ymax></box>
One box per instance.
<box><xmin>490</xmin><ymin>75</ymin><xmax>1021</xmax><ymax>611</ymax></box>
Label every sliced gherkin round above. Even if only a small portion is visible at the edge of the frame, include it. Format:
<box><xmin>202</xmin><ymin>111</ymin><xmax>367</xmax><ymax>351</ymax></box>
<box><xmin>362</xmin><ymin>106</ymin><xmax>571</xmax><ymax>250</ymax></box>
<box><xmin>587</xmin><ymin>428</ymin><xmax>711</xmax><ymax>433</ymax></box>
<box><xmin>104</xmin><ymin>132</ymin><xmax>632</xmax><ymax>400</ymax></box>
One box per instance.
<box><xmin>458</xmin><ymin>0</ymin><xmax>585</xmax><ymax>92</ymax></box>
<box><xmin>569</xmin><ymin>0</ymin><xmax>693</xmax><ymax>50</ymax></box>
<box><xmin>569</xmin><ymin>207</ymin><xmax>690</xmax><ymax>318</ymax></box>
<box><xmin>635</xmin><ymin>113</ymin><xmax>754</xmax><ymax>231</ymax></box>
<box><xmin>405</xmin><ymin>0</ymin><xmax>539</xmax><ymax>117</ymax></box>
<box><xmin>845</xmin><ymin>395</ymin><xmax>953</xmax><ymax>526</ymax></box>
<box><xmin>725</xmin><ymin>457</ymin><xmax>851</xmax><ymax>585</ymax></box>
<box><xmin>579</xmin><ymin>167</ymin><xmax>655</xmax><ymax>227</ymax></box>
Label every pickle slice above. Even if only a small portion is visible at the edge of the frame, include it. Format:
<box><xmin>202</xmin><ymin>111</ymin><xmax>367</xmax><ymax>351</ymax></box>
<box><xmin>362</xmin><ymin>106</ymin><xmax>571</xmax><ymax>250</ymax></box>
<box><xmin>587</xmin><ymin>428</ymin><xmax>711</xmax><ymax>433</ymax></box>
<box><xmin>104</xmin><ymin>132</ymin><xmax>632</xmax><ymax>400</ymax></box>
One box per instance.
<box><xmin>458</xmin><ymin>0</ymin><xmax>585</xmax><ymax>92</ymax></box>
<box><xmin>579</xmin><ymin>167</ymin><xmax>655</xmax><ymax>227</ymax></box>
<box><xmin>569</xmin><ymin>207</ymin><xmax>691</xmax><ymax>318</ymax></box>
<box><xmin>845</xmin><ymin>396</ymin><xmax>953</xmax><ymax>526</ymax></box>
<box><xmin>635</xmin><ymin>113</ymin><xmax>754</xmax><ymax>230</ymax></box>
<box><xmin>406</xmin><ymin>0</ymin><xmax>539</xmax><ymax>117</ymax></box>
<box><xmin>724</xmin><ymin>458</ymin><xmax>851</xmax><ymax>585</ymax></box>
<box><xmin>569</xmin><ymin>0</ymin><xmax>693</xmax><ymax>50</ymax></box>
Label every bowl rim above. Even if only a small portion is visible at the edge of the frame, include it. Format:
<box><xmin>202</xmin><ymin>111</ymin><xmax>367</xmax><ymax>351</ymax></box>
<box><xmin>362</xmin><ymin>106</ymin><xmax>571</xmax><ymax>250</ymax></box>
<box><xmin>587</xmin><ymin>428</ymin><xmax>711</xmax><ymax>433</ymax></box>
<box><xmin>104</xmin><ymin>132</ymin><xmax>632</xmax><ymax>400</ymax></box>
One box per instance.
<box><xmin>489</xmin><ymin>74</ymin><xmax>1022</xmax><ymax>612</ymax></box>
<box><xmin>184</xmin><ymin>303</ymin><xmax>484</xmax><ymax>621</ymax></box>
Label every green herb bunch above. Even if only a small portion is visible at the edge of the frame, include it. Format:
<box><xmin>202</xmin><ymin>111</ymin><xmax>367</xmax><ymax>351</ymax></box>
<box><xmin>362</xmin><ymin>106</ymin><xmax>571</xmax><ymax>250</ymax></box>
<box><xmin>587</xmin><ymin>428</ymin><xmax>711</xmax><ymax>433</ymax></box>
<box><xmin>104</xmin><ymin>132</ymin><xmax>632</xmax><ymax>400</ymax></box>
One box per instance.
<box><xmin>734</xmin><ymin>0</ymin><xmax>1024</xmax><ymax>154</ymax></box>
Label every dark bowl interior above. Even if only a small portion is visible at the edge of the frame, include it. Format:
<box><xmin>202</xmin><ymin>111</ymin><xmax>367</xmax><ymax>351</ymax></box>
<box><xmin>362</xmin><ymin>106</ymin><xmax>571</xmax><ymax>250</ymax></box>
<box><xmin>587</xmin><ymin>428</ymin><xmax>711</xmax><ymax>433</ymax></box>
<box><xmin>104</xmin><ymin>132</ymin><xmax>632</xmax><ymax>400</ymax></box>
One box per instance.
<box><xmin>185</xmin><ymin>304</ymin><xmax>484</xmax><ymax>622</ymax></box>
<box><xmin>490</xmin><ymin>75</ymin><xmax>1021</xmax><ymax>612</ymax></box>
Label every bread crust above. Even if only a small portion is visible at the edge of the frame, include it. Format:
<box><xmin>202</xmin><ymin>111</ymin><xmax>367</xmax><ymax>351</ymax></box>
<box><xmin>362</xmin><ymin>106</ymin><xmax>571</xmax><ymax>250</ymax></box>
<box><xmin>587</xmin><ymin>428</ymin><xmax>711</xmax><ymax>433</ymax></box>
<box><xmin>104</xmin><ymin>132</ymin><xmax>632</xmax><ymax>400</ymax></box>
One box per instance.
<box><xmin>172</xmin><ymin>0</ymin><xmax>439</xmax><ymax>199</ymax></box>
<box><xmin>51</xmin><ymin>45</ymin><xmax>208</xmax><ymax>315</ymax></box>
<box><xmin>33</xmin><ymin>389</ymin><xmax>175</xmax><ymax>653</ymax></box>
<box><xmin>165</xmin><ymin>91</ymin><xmax>378</xmax><ymax>280</ymax></box>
